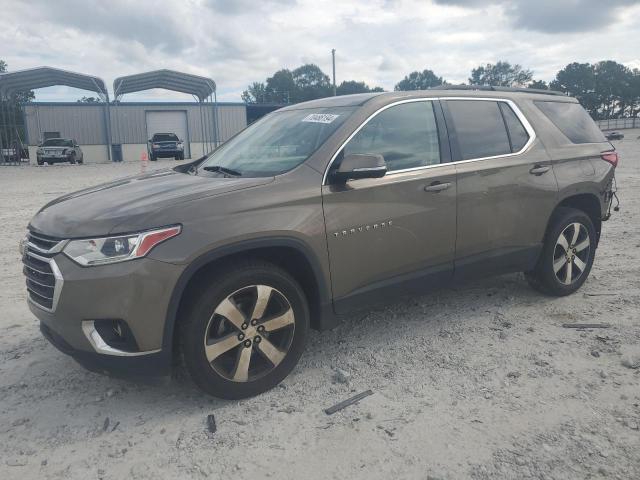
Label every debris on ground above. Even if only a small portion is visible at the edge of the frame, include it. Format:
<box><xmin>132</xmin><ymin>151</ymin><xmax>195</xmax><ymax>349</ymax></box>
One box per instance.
<box><xmin>325</xmin><ymin>390</ymin><xmax>374</xmax><ymax>415</ymax></box>
<box><xmin>561</xmin><ymin>323</ymin><xmax>611</xmax><ymax>329</ymax></box>
<box><xmin>332</xmin><ymin>368</ymin><xmax>351</xmax><ymax>384</ymax></box>
<box><xmin>207</xmin><ymin>414</ymin><xmax>217</xmax><ymax>434</ymax></box>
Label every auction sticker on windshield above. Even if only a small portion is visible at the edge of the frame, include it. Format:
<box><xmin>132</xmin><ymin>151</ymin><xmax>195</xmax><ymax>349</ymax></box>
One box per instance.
<box><xmin>302</xmin><ymin>113</ymin><xmax>340</xmax><ymax>124</ymax></box>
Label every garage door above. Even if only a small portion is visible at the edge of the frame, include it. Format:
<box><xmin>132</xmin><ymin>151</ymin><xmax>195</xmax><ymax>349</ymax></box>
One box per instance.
<box><xmin>145</xmin><ymin>110</ymin><xmax>190</xmax><ymax>158</ymax></box>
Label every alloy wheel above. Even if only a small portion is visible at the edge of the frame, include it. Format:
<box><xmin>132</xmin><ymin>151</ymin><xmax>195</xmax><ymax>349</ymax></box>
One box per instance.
<box><xmin>553</xmin><ymin>222</ymin><xmax>591</xmax><ymax>285</ymax></box>
<box><xmin>204</xmin><ymin>285</ymin><xmax>295</xmax><ymax>382</ymax></box>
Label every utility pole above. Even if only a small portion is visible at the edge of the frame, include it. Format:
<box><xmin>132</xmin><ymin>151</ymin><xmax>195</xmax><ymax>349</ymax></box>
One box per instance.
<box><xmin>331</xmin><ymin>49</ymin><xmax>336</xmax><ymax>96</ymax></box>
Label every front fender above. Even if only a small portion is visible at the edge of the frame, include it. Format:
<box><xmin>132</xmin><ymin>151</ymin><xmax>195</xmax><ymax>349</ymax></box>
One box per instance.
<box><xmin>160</xmin><ymin>236</ymin><xmax>335</xmax><ymax>354</ymax></box>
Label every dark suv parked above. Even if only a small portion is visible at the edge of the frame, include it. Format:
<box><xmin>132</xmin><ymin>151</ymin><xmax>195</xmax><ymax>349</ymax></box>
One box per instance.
<box><xmin>23</xmin><ymin>88</ymin><xmax>617</xmax><ymax>399</ymax></box>
<box><xmin>148</xmin><ymin>132</ymin><xmax>185</xmax><ymax>161</ymax></box>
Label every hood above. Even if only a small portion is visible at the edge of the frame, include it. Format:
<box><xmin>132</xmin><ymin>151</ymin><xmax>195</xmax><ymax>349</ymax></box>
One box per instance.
<box><xmin>29</xmin><ymin>169</ymin><xmax>273</xmax><ymax>238</ymax></box>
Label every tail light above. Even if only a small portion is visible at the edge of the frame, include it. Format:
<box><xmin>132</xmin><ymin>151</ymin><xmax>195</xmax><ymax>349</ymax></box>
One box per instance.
<box><xmin>601</xmin><ymin>151</ymin><xmax>618</xmax><ymax>168</ymax></box>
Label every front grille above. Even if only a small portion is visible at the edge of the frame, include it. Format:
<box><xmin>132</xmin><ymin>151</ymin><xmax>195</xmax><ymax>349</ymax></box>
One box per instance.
<box><xmin>22</xmin><ymin>231</ymin><xmax>65</xmax><ymax>311</ymax></box>
<box><xmin>27</xmin><ymin>231</ymin><xmax>63</xmax><ymax>252</ymax></box>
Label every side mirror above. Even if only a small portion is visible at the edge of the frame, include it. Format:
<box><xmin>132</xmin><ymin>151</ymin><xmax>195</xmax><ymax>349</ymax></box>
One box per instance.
<box><xmin>332</xmin><ymin>153</ymin><xmax>387</xmax><ymax>182</ymax></box>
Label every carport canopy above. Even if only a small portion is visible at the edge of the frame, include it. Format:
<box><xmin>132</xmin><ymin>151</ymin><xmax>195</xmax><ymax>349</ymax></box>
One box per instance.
<box><xmin>0</xmin><ymin>66</ymin><xmax>111</xmax><ymax>162</ymax></box>
<box><xmin>0</xmin><ymin>66</ymin><xmax>108</xmax><ymax>98</ymax></box>
<box><xmin>113</xmin><ymin>69</ymin><xmax>216</xmax><ymax>101</ymax></box>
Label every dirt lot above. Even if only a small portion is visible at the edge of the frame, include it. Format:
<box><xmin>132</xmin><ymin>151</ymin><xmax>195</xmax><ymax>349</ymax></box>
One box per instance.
<box><xmin>1</xmin><ymin>135</ymin><xmax>639</xmax><ymax>480</ymax></box>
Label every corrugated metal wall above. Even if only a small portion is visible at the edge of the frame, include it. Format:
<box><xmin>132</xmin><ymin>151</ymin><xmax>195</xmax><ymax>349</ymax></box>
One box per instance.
<box><xmin>23</xmin><ymin>102</ymin><xmax>247</xmax><ymax>145</ymax></box>
<box><xmin>24</xmin><ymin>104</ymin><xmax>108</xmax><ymax>144</ymax></box>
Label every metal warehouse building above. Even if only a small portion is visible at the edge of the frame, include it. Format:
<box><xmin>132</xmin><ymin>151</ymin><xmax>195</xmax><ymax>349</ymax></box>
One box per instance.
<box><xmin>23</xmin><ymin>102</ymin><xmax>253</xmax><ymax>163</ymax></box>
<box><xmin>1</xmin><ymin>67</ymin><xmax>282</xmax><ymax>165</ymax></box>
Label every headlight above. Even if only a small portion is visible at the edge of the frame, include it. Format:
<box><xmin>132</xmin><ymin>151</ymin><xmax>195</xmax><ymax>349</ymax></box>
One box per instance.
<box><xmin>152</xmin><ymin>143</ymin><xmax>160</xmax><ymax>148</ymax></box>
<box><xmin>64</xmin><ymin>225</ymin><xmax>181</xmax><ymax>266</ymax></box>
<box><xmin>37</xmin><ymin>148</ymin><xmax>43</xmax><ymax>154</ymax></box>
<box><xmin>176</xmin><ymin>142</ymin><xmax>184</xmax><ymax>150</ymax></box>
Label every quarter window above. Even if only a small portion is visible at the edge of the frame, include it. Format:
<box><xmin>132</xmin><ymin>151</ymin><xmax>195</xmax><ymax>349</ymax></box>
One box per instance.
<box><xmin>342</xmin><ymin>101</ymin><xmax>440</xmax><ymax>172</ymax></box>
<box><xmin>447</xmin><ymin>100</ymin><xmax>511</xmax><ymax>160</ymax></box>
<box><xmin>534</xmin><ymin>101</ymin><xmax>606</xmax><ymax>144</ymax></box>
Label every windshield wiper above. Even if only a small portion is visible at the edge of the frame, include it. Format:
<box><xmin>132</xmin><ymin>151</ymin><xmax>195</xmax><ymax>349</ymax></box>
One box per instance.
<box><xmin>201</xmin><ymin>165</ymin><xmax>242</xmax><ymax>177</ymax></box>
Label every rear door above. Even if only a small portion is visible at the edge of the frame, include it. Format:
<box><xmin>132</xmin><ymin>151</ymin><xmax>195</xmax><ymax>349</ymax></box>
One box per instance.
<box><xmin>442</xmin><ymin>98</ymin><xmax>558</xmax><ymax>277</ymax></box>
<box><xmin>322</xmin><ymin>99</ymin><xmax>457</xmax><ymax>312</ymax></box>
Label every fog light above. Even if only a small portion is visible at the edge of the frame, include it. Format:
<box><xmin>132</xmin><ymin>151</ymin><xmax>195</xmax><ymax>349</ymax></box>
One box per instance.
<box><xmin>93</xmin><ymin>319</ymin><xmax>139</xmax><ymax>353</ymax></box>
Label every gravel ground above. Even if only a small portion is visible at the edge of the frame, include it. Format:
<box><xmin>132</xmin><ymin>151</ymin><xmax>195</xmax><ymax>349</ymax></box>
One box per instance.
<box><xmin>1</xmin><ymin>135</ymin><xmax>639</xmax><ymax>480</ymax></box>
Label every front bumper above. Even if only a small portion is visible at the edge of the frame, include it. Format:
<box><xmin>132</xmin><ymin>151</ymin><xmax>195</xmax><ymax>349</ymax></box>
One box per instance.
<box><xmin>40</xmin><ymin>321</ymin><xmax>171</xmax><ymax>377</ymax></box>
<box><xmin>38</xmin><ymin>155</ymin><xmax>72</xmax><ymax>162</ymax></box>
<box><xmin>152</xmin><ymin>149</ymin><xmax>183</xmax><ymax>157</ymax></box>
<box><xmin>27</xmin><ymin>253</ymin><xmax>184</xmax><ymax>376</ymax></box>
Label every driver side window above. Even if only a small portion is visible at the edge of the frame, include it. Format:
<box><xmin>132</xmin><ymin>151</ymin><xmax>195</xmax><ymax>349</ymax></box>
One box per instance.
<box><xmin>343</xmin><ymin>101</ymin><xmax>440</xmax><ymax>172</ymax></box>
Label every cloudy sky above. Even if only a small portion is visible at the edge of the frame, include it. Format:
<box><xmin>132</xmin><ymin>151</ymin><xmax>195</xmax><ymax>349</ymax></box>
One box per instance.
<box><xmin>2</xmin><ymin>0</ymin><xmax>639</xmax><ymax>102</ymax></box>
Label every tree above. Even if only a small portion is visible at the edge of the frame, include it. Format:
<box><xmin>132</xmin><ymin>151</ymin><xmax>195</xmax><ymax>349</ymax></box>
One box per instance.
<box><xmin>469</xmin><ymin>61</ymin><xmax>533</xmax><ymax>87</ymax></box>
<box><xmin>266</xmin><ymin>69</ymin><xmax>296</xmax><ymax>103</ymax></box>
<box><xmin>0</xmin><ymin>59</ymin><xmax>34</xmax><ymax>151</ymax></box>
<box><xmin>550</xmin><ymin>62</ymin><xmax>599</xmax><ymax>116</ymax></box>
<box><xmin>243</xmin><ymin>64</ymin><xmax>384</xmax><ymax>104</ymax></box>
<box><xmin>241</xmin><ymin>82</ymin><xmax>268</xmax><ymax>103</ymax></box>
<box><xmin>77</xmin><ymin>96</ymin><xmax>100</xmax><ymax>103</ymax></box>
<box><xmin>628</xmin><ymin>68</ymin><xmax>640</xmax><ymax>120</ymax></box>
<box><xmin>594</xmin><ymin>60</ymin><xmax>632</xmax><ymax>118</ymax></box>
<box><xmin>395</xmin><ymin>70</ymin><xmax>443</xmax><ymax>91</ymax></box>
<box><xmin>291</xmin><ymin>64</ymin><xmax>332</xmax><ymax>102</ymax></box>
<box><xmin>336</xmin><ymin>80</ymin><xmax>383</xmax><ymax>96</ymax></box>
<box><xmin>528</xmin><ymin>80</ymin><xmax>548</xmax><ymax>90</ymax></box>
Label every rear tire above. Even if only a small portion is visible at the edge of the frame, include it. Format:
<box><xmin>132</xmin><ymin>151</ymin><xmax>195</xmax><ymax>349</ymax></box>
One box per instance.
<box><xmin>180</xmin><ymin>260</ymin><xmax>309</xmax><ymax>399</ymax></box>
<box><xmin>526</xmin><ymin>207</ymin><xmax>596</xmax><ymax>296</ymax></box>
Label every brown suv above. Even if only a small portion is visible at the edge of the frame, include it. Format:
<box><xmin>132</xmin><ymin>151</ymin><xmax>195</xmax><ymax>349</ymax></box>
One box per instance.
<box><xmin>22</xmin><ymin>88</ymin><xmax>618</xmax><ymax>398</ymax></box>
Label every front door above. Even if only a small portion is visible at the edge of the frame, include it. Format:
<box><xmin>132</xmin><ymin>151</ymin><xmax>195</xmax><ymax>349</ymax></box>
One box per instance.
<box><xmin>321</xmin><ymin>100</ymin><xmax>457</xmax><ymax>313</ymax></box>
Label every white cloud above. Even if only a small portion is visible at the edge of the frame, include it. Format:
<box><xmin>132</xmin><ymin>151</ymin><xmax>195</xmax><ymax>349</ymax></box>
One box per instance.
<box><xmin>1</xmin><ymin>0</ymin><xmax>639</xmax><ymax>102</ymax></box>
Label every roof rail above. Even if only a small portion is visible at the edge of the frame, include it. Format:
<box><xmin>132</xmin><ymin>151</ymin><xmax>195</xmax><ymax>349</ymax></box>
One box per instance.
<box><xmin>429</xmin><ymin>84</ymin><xmax>566</xmax><ymax>97</ymax></box>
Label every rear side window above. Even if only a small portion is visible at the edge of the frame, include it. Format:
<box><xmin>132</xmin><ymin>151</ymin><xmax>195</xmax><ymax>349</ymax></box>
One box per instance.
<box><xmin>534</xmin><ymin>101</ymin><xmax>606</xmax><ymax>144</ymax></box>
<box><xmin>343</xmin><ymin>101</ymin><xmax>440</xmax><ymax>172</ymax></box>
<box><xmin>447</xmin><ymin>100</ymin><xmax>511</xmax><ymax>160</ymax></box>
<box><xmin>499</xmin><ymin>103</ymin><xmax>530</xmax><ymax>152</ymax></box>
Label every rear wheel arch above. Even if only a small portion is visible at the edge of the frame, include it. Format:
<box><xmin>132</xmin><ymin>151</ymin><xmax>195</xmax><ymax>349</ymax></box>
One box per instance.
<box><xmin>163</xmin><ymin>238</ymin><xmax>333</xmax><ymax>359</ymax></box>
<box><xmin>552</xmin><ymin>194</ymin><xmax>602</xmax><ymax>245</ymax></box>
<box><xmin>532</xmin><ymin>193</ymin><xmax>602</xmax><ymax>270</ymax></box>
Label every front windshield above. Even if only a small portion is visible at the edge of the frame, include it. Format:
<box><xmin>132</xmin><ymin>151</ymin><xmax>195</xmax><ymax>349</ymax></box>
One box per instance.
<box><xmin>153</xmin><ymin>134</ymin><xmax>178</xmax><ymax>142</ymax></box>
<box><xmin>198</xmin><ymin>106</ymin><xmax>355</xmax><ymax>177</ymax></box>
<box><xmin>43</xmin><ymin>139</ymin><xmax>72</xmax><ymax>147</ymax></box>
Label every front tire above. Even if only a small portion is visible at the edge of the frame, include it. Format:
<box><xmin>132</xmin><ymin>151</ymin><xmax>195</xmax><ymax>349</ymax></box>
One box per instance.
<box><xmin>526</xmin><ymin>207</ymin><xmax>596</xmax><ymax>296</ymax></box>
<box><xmin>180</xmin><ymin>260</ymin><xmax>309</xmax><ymax>399</ymax></box>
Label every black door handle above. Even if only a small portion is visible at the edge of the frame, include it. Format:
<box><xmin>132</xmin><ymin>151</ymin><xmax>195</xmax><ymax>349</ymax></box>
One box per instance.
<box><xmin>530</xmin><ymin>165</ymin><xmax>550</xmax><ymax>175</ymax></box>
<box><xmin>424</xmin><ymin>181</ymin><xmax>452</xmax><ymax>192</ymax></box>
